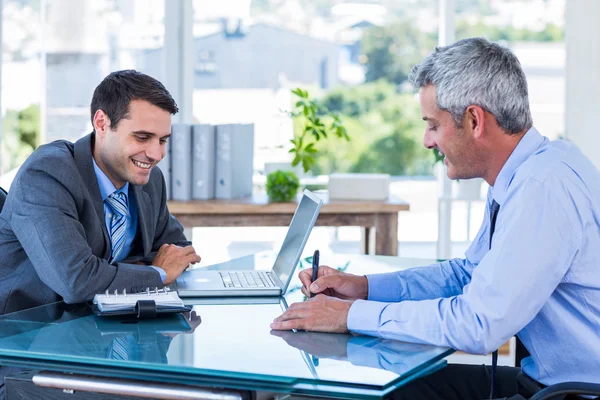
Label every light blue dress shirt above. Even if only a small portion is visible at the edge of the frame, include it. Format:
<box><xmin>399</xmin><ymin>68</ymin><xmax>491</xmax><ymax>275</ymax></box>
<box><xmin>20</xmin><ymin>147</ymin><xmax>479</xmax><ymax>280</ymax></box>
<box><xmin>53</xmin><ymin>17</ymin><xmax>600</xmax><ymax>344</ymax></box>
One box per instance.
<box><xmin>348</xmin><ymin>127</ymin><xmax>600</xmax><ymax>385</ymax></box>
<box><xmin>92</xmin><ymin>159</ymin><xmax>166</xmax><ymax>283</ymax></box>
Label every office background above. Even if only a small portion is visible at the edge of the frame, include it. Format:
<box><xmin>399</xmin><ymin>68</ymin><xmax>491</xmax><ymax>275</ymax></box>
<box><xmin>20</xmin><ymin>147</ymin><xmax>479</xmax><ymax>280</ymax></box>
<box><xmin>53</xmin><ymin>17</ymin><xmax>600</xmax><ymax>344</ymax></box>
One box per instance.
<box><xmin>0</xmin><ymin>0</ymin><xmax>597</xmax><ymax>367</ymax></box>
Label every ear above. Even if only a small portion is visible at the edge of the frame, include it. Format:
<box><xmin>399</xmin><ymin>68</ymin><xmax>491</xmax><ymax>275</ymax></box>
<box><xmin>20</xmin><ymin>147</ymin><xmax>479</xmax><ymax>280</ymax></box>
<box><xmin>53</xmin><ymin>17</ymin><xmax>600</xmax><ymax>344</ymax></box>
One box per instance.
<box><xmin>93</xmin><ymin>110</ymin><xmax>111</xmax><ymax>137</ymax></box>
<box><xmin>465</xmin><ymin>105</ymin><xmax>486</xmax><ymax>139</ymax></box>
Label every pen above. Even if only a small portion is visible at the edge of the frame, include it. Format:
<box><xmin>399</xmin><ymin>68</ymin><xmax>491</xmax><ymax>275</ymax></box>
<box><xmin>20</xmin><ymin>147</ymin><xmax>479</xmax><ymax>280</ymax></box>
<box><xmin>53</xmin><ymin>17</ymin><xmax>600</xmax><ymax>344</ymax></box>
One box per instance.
<box><xmin>310</xmin><ymin>249</ymin><xmax>320</xmax><ymax>298</ymax></box>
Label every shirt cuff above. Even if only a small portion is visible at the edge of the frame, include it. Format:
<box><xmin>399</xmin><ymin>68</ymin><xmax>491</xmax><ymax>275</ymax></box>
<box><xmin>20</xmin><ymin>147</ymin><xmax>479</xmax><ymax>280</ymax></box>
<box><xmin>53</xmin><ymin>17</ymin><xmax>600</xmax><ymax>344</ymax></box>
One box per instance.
<box><xmin>347</xmin><ymin>299</ymin><xmax>389</xmax><ymax>336</ymax></box>
<box><xmin>366</xmin><ymin>273</ymin><xmax>404</xmax><ymax>302</ymax></box>
<box><xmin>149</xmin><ymin>265</ymin><xmax>167</xmax><ymax>284</ymax></box>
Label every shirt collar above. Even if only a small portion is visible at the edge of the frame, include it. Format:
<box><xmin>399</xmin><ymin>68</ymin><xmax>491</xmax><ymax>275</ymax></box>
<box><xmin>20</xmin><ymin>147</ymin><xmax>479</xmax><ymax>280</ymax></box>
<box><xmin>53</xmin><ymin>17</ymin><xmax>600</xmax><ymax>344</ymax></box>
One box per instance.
<box><xmin>491</xmin><ymin>126</ymin><xmax>546</xmax><ymax>205</ymax></box>
<box><xmin>92</xmin><ymin>157</ymin><xmax>129</xmax><ymax>202</ymax></box>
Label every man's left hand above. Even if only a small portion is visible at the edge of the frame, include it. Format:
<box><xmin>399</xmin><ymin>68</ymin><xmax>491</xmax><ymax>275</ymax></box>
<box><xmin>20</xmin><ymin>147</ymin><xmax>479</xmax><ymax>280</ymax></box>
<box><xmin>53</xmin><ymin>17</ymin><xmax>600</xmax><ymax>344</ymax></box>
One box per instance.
<box><xmin>270</xmin><ymin>295</ymin><xmax>353</xmax><ymax>333</ymax></box>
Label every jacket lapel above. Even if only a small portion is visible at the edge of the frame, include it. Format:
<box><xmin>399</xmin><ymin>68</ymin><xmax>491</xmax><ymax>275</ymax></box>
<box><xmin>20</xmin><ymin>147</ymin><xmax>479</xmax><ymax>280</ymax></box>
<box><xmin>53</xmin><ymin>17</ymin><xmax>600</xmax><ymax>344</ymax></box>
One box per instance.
<box><xmin>73</xmin><ymin>133</ymin><xmax>111</xmax><ymax>260</ymax></box>
<box><xmin>131</xmin><ymin>185</ymin><xmax>152</xmax><ymax>256</ymax></box>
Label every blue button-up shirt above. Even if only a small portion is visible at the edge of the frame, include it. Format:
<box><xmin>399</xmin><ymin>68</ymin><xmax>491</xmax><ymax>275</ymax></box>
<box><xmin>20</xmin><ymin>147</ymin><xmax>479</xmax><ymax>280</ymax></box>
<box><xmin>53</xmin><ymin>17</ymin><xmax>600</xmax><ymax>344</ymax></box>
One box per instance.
<box><xmin>92</xmin><ymin>159</ymin><xmax>166</xmax><ymax>283</ymax></box>
<box><xmin>348</xmin><ymin>127</ymin><xmax>600</xmax><ymax>385</ymax></box>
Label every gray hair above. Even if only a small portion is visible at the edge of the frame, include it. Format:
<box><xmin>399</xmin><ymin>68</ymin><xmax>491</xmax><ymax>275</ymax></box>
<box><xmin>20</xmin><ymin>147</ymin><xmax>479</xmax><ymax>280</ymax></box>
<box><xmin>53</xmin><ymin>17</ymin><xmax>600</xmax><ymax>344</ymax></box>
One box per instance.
<box><xmin>408</xmin><ymin>37</ymin><xmax>532</xmax><ymax>134</ymax></box>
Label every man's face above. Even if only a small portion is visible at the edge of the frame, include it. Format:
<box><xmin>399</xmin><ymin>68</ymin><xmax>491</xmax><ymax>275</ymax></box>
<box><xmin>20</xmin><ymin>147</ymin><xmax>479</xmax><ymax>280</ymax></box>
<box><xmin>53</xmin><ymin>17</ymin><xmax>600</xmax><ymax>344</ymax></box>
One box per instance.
<box><xmin>93</xmin><ymin>99</ymin><xmax>171</xmax><ymax>188</ymax></box>
<box><xmin>419</xmin><ymin>85</ymin><xmax>479</xmax><ymax>180</ymax></box>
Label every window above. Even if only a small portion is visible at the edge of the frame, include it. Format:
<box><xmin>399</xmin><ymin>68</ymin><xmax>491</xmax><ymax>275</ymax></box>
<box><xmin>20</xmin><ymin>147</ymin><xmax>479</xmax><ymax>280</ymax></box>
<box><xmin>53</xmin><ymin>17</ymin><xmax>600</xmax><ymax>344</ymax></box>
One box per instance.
<box><xmin>1</xmin><ymin>0</ymin><xmax>165</xmax><ymax>175</ymax></box>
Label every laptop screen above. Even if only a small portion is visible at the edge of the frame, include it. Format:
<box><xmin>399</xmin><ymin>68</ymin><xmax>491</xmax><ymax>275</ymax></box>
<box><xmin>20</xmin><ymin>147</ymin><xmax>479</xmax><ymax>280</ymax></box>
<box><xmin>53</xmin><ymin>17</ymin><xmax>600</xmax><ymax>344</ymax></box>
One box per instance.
<box><xmin>272</xmin><ymin>190</ymin><xmax>323</xmax><ymax>291</ymax></box>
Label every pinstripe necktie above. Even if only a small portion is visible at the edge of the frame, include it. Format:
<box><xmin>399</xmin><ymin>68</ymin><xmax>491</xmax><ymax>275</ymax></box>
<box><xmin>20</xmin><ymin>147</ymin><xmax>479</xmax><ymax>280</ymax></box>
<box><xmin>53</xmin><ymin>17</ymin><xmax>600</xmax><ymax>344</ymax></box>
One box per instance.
<box><xmin>110</xmin><ymin>336</ymin><xmax>129</xmax><ymax>360</ymax></box>
<box><xmin>105</xmin><ymin>191</ymin><xmax>128</xmax><ymax>262</ymax></box>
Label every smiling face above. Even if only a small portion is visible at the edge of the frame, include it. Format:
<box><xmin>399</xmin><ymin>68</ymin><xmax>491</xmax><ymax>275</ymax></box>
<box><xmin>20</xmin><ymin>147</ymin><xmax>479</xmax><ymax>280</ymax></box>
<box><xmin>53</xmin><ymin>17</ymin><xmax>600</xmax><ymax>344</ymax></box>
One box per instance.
<box><xmin>92</xmin><ymin>99</ymin><xmax>171</xmax><ymax>188</ymax></box>
<box><xmin>419</xmin><ymin>85</ymin><xmax>481</xmax><ymax>180</ymax></box>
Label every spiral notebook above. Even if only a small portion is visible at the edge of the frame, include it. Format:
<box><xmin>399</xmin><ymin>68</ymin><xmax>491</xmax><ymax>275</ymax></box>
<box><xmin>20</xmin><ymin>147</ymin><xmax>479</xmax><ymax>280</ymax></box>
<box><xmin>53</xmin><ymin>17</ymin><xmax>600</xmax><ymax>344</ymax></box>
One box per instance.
<box><xmin>92</xmin><ymin>288</ymin><xmax>191</xmax><ymax>317</ymax></box>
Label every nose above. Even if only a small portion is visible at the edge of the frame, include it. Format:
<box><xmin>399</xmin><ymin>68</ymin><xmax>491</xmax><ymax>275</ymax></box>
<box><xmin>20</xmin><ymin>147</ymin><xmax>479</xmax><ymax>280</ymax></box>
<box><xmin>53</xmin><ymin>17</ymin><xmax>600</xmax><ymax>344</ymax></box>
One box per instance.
<box><xmin>145</xmin><ymin>140</ymin><xmax>164</xmax><ymax>163</ymax></box>
<box><xmin>423</xmin><ymin>129</ymin><xmax>436</xmax><ymax>150</ymax></box>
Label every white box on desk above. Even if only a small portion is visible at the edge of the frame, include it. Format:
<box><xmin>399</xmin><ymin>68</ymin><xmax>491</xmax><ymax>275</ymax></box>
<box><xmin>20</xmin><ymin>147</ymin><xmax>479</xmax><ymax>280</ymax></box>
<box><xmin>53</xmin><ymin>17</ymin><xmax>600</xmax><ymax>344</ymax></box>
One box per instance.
<box><xmin>328</xmin><ymin>173</ymin><xmax>390</xmax><ymax>201</ymax></box>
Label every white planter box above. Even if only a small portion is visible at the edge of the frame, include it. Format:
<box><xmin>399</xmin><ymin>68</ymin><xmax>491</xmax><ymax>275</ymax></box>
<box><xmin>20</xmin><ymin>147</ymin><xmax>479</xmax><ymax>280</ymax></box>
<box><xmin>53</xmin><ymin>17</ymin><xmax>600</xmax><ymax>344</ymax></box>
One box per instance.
<box><xmin>328</xmin><ymin>173</ymin><xmax>390</xmax><ymax>201</ymax></box>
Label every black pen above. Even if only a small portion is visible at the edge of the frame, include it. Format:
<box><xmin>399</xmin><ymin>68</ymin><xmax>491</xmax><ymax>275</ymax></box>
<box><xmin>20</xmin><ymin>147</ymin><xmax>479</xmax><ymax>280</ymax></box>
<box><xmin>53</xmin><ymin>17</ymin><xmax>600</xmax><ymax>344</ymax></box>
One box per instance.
<box><xmin>310</xmin><ymin>249</ymin><xmax>320</xmax><ymax>298</ymax></box>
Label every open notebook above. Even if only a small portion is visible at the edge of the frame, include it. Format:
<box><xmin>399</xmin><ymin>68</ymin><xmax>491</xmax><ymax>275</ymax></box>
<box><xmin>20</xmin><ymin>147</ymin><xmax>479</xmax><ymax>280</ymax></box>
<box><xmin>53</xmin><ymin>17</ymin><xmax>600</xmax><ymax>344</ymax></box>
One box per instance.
<box><xmin>93</xmin><ymin>288</ymin><xmax>187</xmax><ymax>314</ymax></box>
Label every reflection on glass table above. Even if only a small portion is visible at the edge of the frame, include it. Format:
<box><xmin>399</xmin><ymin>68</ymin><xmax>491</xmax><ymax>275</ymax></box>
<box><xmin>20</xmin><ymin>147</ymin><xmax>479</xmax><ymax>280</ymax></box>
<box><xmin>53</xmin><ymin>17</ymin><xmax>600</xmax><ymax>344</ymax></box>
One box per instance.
<box><xmin>271</xmin><ymin>330</ymin><xmax>450</xmax><ymax>381</ymax></box>
<box><xmin>0</xmin><ymin>253</ymin><xmax>452</xmax><ymax>399</ymax></box>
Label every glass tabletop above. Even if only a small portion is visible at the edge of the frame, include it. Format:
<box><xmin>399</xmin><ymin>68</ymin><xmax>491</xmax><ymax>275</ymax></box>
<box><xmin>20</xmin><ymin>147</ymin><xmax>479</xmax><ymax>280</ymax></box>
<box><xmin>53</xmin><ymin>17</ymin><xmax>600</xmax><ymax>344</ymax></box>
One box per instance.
<box><xmin>0</xmin><ymin>253</ymin><xmax>452</xmax><ymax>398</ymax></box>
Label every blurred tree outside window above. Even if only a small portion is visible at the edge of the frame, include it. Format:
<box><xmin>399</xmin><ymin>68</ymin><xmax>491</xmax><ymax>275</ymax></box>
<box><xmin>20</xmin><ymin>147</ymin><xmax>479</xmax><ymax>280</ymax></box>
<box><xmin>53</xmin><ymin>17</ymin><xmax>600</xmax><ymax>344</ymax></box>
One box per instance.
<box><xmin>2</xmin><ymin>104</ymin><xmax>40</xmax><ymax>172</ymax></box>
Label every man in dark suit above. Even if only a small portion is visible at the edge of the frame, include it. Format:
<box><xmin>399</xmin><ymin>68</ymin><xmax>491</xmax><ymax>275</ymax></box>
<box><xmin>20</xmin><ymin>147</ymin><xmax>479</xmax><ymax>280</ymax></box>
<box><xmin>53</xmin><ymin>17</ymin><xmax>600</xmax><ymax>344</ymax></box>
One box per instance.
<box><xmin>0</xmin><ymin>69</ymin><xmax>201</xmax><ymax>316</ymax></box>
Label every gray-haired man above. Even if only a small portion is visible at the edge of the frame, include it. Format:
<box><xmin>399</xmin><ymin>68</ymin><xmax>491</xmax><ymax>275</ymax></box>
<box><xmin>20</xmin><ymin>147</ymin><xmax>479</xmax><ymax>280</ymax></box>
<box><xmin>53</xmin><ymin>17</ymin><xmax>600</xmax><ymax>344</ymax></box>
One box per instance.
<box><xmin>272</xmin><ymin>37</ymin><xmax>600</xmax><ymax>399</ymax></box>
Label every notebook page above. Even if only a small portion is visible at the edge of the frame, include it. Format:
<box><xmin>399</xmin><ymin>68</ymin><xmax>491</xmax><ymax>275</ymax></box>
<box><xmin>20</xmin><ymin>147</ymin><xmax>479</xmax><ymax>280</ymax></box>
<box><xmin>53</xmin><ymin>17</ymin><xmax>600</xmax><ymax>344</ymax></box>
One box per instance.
<box><xmin>93</xmin><ymin>289</ymin><xmax>184</xmax><ymax>312</ymax></box>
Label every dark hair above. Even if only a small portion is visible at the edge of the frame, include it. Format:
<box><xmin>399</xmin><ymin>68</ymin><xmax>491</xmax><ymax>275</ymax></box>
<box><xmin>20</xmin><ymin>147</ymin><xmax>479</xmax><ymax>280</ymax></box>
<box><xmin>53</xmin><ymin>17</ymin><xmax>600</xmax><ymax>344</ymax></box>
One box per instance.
<box><xmin>90</xmin><ymin>70</ymin><xmax>178</xmax><ymax>131</ymax></box>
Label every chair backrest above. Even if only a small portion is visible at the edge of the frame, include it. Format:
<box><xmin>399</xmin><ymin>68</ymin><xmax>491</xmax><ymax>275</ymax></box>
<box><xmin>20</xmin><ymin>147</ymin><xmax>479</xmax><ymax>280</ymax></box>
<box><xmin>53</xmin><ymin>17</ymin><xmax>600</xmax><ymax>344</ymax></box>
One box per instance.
<box><xmin>0</xmin><ymin>186</ymin><xmax>7</xmax><ymax>212</ymax></box>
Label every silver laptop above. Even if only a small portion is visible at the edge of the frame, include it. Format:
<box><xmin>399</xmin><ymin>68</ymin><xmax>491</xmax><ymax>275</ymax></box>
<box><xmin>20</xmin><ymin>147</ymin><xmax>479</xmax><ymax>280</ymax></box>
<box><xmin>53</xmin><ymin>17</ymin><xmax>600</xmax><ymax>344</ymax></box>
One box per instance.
<box><xmin>176</xmin><ymin>190</ymin><xmax>323</xmax><ymax>297</ymax></box>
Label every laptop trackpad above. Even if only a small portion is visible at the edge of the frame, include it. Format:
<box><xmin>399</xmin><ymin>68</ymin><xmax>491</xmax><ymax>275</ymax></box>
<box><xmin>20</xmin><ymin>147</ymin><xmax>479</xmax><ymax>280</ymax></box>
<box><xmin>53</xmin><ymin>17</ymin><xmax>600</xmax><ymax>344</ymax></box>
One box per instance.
<box><xmin>176</xmin><ymin>270</ymin><xmax>227</xmax><ymax>290</ymax></box>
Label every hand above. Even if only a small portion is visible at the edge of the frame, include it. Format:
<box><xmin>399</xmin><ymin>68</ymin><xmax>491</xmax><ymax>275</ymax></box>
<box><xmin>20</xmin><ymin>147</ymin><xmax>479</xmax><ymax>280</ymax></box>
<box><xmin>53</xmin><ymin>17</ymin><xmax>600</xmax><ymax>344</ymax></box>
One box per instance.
<box><xmin>299</xmin><ymin>265</ymin><xmax>368</xmax><ymax>300</ymax></box>
<box><xmin>270</xmin><ymin>295</ymin><xmax>353</xmax><ymax>333</ymax></box>
<box><xmin>185</xmin><ymin>310</ymin><xmax>202</xmax><ymax>332</ymax></box>
<box><xmin>152</xmin><ymin>244</ymin><xmax>201</xmax><ymax>285</ymax></box>
<box><xmin>270</xmin><ymin>330</ymin><xmax>351</xmax><ymax>359</ymax></box>
<box><xmin>163</xmin><ymin>310</ymin><xmax>201</xmax><ymax>338</ymax></box>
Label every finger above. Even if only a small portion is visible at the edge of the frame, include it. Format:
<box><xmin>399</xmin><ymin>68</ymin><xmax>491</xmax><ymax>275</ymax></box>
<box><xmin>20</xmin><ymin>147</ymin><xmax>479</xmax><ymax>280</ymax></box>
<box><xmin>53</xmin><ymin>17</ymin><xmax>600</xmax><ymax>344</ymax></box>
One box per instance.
<box><xmin>298</xmin><ymin>269</ymin><xmax>313</xmax><ymax>289</ymax></box>
<box><xmin>319</xmin><ymin>265</ymin><xmax>337</xmax><ymax>276</ymax></box>
<box><xmin>270</xmin><ymin>319</ymin><xmax>306</xmax><ymax>331</ymax></box>
<box><xmin>181</xmin><ymin>246</ymin><xmax>198</xmax><ymax>256</ymax></box>
<box><xmin>301</xmin><ymin>286</ymin><xmax>311</xmax><ymax>298</ymax></box>
<box><xmin>272</xmin><ymin>308</ymin><xmax>310</xmax><ymax>323</ymax></box>
<box><xmin>310</xmin><ymin>274</ymin><xmax>341</xmax><ymax>294</ymax></box>
<box><xmin>184</xmin><ymin>253</ymin><xmax>202</xmax><ymax>264</ymax></box>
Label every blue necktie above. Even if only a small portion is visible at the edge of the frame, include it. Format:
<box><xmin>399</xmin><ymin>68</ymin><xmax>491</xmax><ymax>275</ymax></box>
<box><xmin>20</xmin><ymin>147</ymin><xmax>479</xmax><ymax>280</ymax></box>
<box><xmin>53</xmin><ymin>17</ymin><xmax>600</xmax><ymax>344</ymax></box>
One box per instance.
<box><xmin>489</xmin><ymin>200</ymin><xmax>500</xmax><ymax>399</ymax></box>
<box><xmin>105</xmin><ymin>192</ymin><xmax>128</xmax><ymax>262</ymax></box>
<box><xmin>110</xmin><ymin>336</ymin><xmax>129</xmax><ymax>360</ymax></box>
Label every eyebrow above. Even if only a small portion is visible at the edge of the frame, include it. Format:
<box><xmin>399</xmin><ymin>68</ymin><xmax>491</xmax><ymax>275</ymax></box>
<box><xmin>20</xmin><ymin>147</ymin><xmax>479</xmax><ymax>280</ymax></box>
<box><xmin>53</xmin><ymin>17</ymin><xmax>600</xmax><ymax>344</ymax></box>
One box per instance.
<box><xmin>422</xmin><ymin>116</ymin><xmax>438</xmax><ymax>123</ymax></box>
<box><xmin>132</xmin><ymin>130</ymin><xmax>171</xmax><ymax>139</ymax></box>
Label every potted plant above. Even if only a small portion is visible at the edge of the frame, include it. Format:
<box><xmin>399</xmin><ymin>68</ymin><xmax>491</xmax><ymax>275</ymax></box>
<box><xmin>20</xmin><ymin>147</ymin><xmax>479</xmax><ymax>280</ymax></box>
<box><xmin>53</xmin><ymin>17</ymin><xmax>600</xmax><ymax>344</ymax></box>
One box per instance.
<box><xmin>266</xmin><ymin>88</ymin><xmax>350</xmax><ymax>202</ymax></box>
<box><xmin>265</xmin><ymin>170</ymin><xmax>300</xmax><ymax>202</ymax></box>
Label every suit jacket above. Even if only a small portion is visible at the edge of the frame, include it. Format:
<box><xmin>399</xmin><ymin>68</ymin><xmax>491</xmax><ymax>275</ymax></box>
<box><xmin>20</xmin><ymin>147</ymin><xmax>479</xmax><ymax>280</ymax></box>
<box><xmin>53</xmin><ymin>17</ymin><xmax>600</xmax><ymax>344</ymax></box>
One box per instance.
<box><xmin>0</xmin><ymin>134</ymin><xmax>190</xmax><ymax>315</ymax></box>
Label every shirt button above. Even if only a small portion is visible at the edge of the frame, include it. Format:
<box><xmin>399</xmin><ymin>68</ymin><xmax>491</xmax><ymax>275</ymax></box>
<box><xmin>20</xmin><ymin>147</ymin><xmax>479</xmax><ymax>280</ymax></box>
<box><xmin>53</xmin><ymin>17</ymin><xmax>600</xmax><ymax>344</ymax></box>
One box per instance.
<box><xmin>107</xmin><ymin>213</ymin><xmax>112</xmax><ymax>218</ymax></box>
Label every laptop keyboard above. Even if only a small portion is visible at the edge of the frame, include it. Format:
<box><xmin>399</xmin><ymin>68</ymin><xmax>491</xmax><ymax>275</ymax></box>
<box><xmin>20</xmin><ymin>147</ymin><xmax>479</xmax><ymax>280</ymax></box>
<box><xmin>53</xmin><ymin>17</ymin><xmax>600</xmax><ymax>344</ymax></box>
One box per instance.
<box><xmin>220</xmin><ymin>271</ymin><xmax>277</xmax><ymax>288</ymax></box>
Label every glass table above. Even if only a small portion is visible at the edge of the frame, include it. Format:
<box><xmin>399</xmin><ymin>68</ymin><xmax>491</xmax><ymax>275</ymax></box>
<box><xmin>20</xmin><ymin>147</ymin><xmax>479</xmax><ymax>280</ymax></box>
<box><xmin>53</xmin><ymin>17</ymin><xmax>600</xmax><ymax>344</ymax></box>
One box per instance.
<box><xmin>0</xmin><ymin>253</ymin><xmax>452</xmax><ymax>399</ymax></box>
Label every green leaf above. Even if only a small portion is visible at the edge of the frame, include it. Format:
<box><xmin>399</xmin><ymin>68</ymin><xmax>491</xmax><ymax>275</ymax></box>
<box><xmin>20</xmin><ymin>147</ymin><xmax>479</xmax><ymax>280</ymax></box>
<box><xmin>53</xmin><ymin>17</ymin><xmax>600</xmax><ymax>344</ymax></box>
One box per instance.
<box><xmin>291</xmin><ymin>88</ymin><xmax>307</xmax><ymax>98</ymax></box>
<box><xmin>302</xmin><ymin>158</ymin><xmax>310</xmax><ymax>173</ymax></box>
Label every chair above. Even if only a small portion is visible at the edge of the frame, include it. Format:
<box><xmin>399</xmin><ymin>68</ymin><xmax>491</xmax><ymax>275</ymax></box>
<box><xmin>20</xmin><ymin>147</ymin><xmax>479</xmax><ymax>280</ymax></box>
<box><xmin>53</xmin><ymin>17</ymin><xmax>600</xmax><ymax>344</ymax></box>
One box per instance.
<box><xmin>514</xmin><ymin>338</ymin><xmax>600</xmax><ymax>399</ymax></box>
<box><xmin>529</xmin><ymin>383</ymin><xmax>600</xmax><ymax>400</ymax></box>
<box><xmin>0</xmin><ymin>186</ymin><xmax>7</xmax><ymax>212</ymax></box>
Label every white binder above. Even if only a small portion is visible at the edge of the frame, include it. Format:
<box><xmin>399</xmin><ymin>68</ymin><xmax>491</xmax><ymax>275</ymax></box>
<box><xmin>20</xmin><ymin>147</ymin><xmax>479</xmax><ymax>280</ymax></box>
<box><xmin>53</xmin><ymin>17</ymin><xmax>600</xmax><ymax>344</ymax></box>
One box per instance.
<box><xmin>192</xmin><ymin>124</ymin><xmax>216</xmax><ymax>200</ymax></box>
<box><xmin>170</xmin><ymin>123</ymin><xmax>193</xmax><ymax>201</ymax></box>
<box><xmin>215</xmin><ymin>124</ymin><xmax>254</xmax><ymax>199</ymax></box>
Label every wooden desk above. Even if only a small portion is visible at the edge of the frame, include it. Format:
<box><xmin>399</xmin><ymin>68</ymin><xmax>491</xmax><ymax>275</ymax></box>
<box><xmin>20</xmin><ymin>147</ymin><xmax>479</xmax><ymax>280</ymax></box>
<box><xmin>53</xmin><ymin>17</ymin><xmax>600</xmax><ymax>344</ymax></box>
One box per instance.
<box><xmin>168</xmin><ymin>193</ymin><xmax>410</xmax><ymax>256</ymax></box>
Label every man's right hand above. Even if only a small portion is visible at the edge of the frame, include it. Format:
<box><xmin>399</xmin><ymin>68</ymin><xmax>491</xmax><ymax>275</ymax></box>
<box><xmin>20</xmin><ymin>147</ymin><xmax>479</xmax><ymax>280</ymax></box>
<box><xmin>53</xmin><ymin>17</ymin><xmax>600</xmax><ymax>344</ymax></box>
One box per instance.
<box><xmin>152</xmin><ymin>244</ymin><xmax>201</xmax><ymax>285</ymax></box>
<box><xmin>299</xmin><ymin>265</ymin><xmax>368</xmax><ymax>300</ymax></box>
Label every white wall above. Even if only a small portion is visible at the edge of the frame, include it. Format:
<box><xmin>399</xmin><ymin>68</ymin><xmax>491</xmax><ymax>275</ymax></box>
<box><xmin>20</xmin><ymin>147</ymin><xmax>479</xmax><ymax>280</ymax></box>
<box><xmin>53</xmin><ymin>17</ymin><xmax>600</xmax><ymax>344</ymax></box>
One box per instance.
<box><xmin>565</xmin><ymin>0</ymin><xmax>600</xmax><ymax>168</ymax></box>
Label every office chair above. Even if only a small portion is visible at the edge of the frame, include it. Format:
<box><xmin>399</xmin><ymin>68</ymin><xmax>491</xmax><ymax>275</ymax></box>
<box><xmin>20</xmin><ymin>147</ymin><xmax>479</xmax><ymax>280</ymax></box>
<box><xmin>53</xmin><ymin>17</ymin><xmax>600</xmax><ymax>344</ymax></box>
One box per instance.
<box><xmin>0</xmin><ymin>186</ymin><xmax>7</xmax><ymax>212</ymax></box>
<box><xmin>514</xmin><ymin>338</ymin><xmax>600</xmax><ymax>400</ymax></box>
